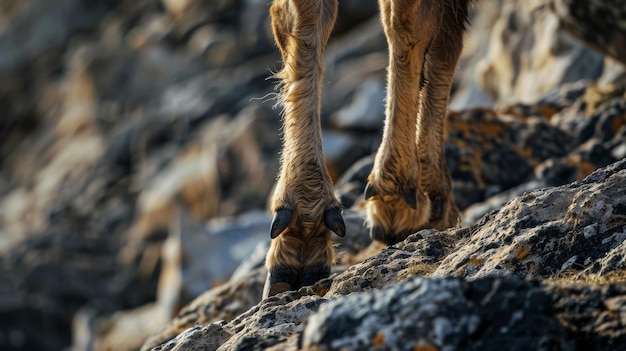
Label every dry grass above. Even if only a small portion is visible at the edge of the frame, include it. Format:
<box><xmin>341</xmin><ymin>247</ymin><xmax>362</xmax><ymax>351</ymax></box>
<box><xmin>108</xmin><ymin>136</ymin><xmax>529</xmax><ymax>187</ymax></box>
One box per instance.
<box><xmin>397</xmin><ymin>263</ymin><xmax>440</xmax><ymax>281</ymax></box>
<box><xmin>546</xmin><ymin>269</ymin><xmax>626</xmax><ymax>287</ymax></box>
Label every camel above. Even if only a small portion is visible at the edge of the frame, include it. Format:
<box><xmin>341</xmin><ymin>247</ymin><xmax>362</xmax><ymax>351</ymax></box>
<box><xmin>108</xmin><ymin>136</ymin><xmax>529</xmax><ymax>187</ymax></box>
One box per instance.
<box><xmin>265</xmin><ymin>0</ymin><xmax>469</xmax><ymax>298</ymax></box>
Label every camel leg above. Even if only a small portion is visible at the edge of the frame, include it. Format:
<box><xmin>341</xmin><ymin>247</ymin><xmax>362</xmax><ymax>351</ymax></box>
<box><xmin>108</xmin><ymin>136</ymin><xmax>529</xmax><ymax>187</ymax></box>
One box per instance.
<box><xmin>365</xmin><ymin>0</ymin><xmax>466</xmax><ymax>245</ymax></box>
<box><xmin>264</xmin><ymin>0</ymin><xmax>344</xmax><ymax>298</ymax></box>
<box><xmin>417</xmin><ymin>2</ymin><xmax>468</xmax><ymax>230</ymax></box>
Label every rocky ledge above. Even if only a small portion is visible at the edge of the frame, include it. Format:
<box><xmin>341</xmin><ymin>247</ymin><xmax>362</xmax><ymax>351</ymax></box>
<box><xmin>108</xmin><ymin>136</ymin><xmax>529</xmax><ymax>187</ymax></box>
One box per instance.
<box><xmin>143</xmin><ymin>157</ymin><xmax>626</xmax><ymax>351</ymax></box>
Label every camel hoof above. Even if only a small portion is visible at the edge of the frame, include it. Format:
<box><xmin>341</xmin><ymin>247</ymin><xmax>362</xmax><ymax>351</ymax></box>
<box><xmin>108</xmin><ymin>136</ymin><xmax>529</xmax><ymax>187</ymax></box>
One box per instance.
<box><xmin>270</xmin><ymin>207</ymin><xmax>293</xmax><ymax>239</ymax></box>
<box><xmin>324</xmin><ymin>207</ymin><xmax>345</xmax><ymax>237</ymax></box>
<box><xmin>264</xmin><ymin>265</ymin><xmax>298</xmax><ymax>298</ymax></box>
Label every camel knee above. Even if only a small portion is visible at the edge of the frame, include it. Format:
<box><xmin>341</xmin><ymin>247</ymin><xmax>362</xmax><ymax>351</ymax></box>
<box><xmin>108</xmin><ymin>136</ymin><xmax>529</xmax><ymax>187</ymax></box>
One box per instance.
<box><xmin>270</xmin><ymin>0</ymin><xmax>337</xmax><ymax>60</ymax></box>
<box><xmin>379</xmin><ymin>0</ymin><xmax>441</xmax><ymax>50</ymax></box>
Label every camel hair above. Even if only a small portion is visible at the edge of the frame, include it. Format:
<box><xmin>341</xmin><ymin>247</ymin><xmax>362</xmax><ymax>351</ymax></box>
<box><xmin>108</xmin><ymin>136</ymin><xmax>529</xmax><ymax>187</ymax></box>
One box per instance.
<box><xmin>264</xmin><ymin>0</ymin><xmax>469</xmax><ymax>298</ymax></box>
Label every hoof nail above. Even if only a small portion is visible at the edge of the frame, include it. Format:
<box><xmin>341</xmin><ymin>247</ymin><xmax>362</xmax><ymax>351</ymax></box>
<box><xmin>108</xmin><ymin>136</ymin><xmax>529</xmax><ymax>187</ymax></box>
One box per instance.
<box><xmin>270</xmin><ymin>208</ymin><xmax>293</xmax><ymax>239</ymax></box>
<box><xmin>402</xmin><ymin>189</ymin><xmax>417</xmax><ymax>209</ymax></box>
<box><xmin>265</xmin><ymin>282</ymin><xmax>292</xmax><ymax>298</ymax></box>
<box><xmin>324</xmin><ymin>207</ymin><xmax>345</xmax><ymax>237</ymax></box>
<box><xmin>301</xmin><ymin>265</ymin><xmax>330</xmax><ymax>286</ymax></box>
<box><xmin>264</xmin><ymin>266</ymin><xmax>299</xmax><ymax>298</ymax></box>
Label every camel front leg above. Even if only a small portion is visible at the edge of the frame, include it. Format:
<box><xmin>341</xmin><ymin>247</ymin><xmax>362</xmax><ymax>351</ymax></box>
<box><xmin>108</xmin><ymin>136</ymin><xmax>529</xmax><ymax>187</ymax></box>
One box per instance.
<box><xmin>264</xmin><ymin>0</ymin><xmax>344</xmax><ymax>298</ymax></box>
<box><xmin>365</xmin><ymin>0</ymin><xmax>441</xmax><ymax>245</ymax></box>
<box><xmin>417</xmin><ymin>1</ymin><xmax>468</xmax><ymax>230</ymax></box>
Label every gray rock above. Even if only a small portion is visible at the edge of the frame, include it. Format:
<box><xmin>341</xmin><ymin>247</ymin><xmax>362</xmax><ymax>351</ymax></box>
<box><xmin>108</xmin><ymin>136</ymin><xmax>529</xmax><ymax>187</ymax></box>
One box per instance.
<box><xmin>455</xmin><ymin>0</ymin><xmax>605</xmax><ymax>106</ymax></box>
<box><xmin>322</xmin><ymin>130</ymin><xmax>375</xmax><ymax>180</ymax></box>
<box><xmin>145</xmin><ymin>159</ymin><xmax>626</xmax><ymax>351</ymax></box>
<box><xmin>330</xmin><ymin>79</ymin><xmax>385</xmax><ymax>132</ymax></box>
<box><xmin>303</xmin><ymin>276</ymin><xmax>568</xmax><ymax>351</ymax></box>
<box><xmin>549</xmin><ymin>0</ymin><xmax>626</xmax><ymax>64</ymax></box>
<box><xmin>180</xmin><ymin>209</ymin><xmax>271</xmax><ymax>299</ymax></box>
<box><xmin>0</xmin><ymin>0</ymin><xmax>119</xmax><ymax>74</ymax></box>
<box><xmin>230</xmin><ymin>241</ymin><xmax>269</xmax><ymax>283</ymax></box>
<box><xmin>435</xmin><ymin>158</ymin><xmax>626</xmax><ymax>280</ymax></box>
<box><xmin>445</xmin><ymin>107</ymin><xmax>573</xmax><ymax>210</ymax></box>
<box><xmin>151</xmin><ymin>322</ymin><xmax>232</xmax><ymax>351</ymax></box>
<box><xmin>549</xmin><ymin>282</ymin><xmax>626</xmax><ymax>349</ymax></box>
<box><xmin>333</xmin><ymin>155</ymin><xmax>374</xmax><ymax>209</ymax></box>
<box><xmin>141</xmin><ymin>207</ymin><xmax>373</xmax><ymax>350</ymax></box>
<box><xmin>333</xmin><ymin>209</ymin><xmax>372</xmax><ymax>258</ymax></box>
<box><xmin>141</xmin><ymin>268</ymin><xmax>266</xmax><ymax>351</ymax></box>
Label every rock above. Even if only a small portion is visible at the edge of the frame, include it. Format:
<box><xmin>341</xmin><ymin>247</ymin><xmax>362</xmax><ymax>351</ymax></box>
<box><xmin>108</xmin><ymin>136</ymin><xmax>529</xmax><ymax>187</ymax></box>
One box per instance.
<box><xmin>91</xmin><ymin>206</ymin><xmax>271</xmax><ymax>351</ymax></box>
<box><xmin>435</xmin><ymin>158</ymin><xmax>626</xmax><ymax>280</ymax></box>
<box><xmin>141</xmin><ymin>268</ymin><xmax>266</xmax><ymax>351</ymax></box>
<box><xmin>330</xmin><ymin>78</ymin><xmax>385</xmax><ymax>132</ymax></box>
<box><xmin>333</xmin><ymin>155</ymin><xmax>374</xmax><ymax>209</ymax></box>
<box><xmin>303</xmin><ymin>276</ymin><xmax>568</xmax><ymax>351</ymax></box>
<box><xmin>129</xmin><ymin>105</ymin><xmax>280</xmax><ymax>239</ymax></box>
<box><xmin>145</xmin><ymin>159</ymin><xmax>626</xmax><ymax>350</ymax></box>
<box><xmin>445</xmin><ymin>107</ymin><xmax>572</xmax><ymax>210</ymax></box>
<box><xmin>549</xmin><ymin>282</ymin><xmax>626</xmax><ymax>349</ymax></box>
<box><xmin>460</xmin><ymin>80</ymin><xmax>626</xmax><ymax>224</ymax></box>
<box><xmin>334</xmin><ymin>0</ymin><xmax>379</xmax><ymax>35</ymax></box>
<box><xmin>0</xmin><ymin>0</ymin><xmax>120</xmax><ymax>80</ymax></box>
<box><xmin>322</xmin><ymin>130</ymin><xmax>375</xmax><ymax>180</ymax></box>
<box><xmin>322</xmin><ymin>16</ymin><xmax>388</xmax><ymax>119</ymax></box>
<box><xmin>549</xmin><ymin>0</ymin><xmax>626</xmax><ymax>65</ymax></box>
<box><xmin>86</xmin><ymin>302</ymin><xmax>173</xmax><ymax>351</ymax></box>
<box><xmin>333</xmin><ymin>209</ymin><xmax>373</xmax><ymax>261</ymax></box>
<box><xmin>452</xmin><ymin>0</ymin><xmax>605</xmax><ymax>107</ymax></box>
<box><xmin>229</xmin><ymin>241</ymin><xmax>270</xmax><ymax>283</ymax></box>
<box><xmin>141</xmin><ymin>207</ymin><xmax>372</xmax><ymax>350</ymax></box>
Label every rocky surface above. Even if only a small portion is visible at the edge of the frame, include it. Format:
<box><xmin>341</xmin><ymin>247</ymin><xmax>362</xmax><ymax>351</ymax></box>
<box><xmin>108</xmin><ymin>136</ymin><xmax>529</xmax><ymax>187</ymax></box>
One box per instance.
<box><xmin>549</xmin><ymin>0</ymin><xmax>626</xmax><ymax>65</ymax></box>
<box><xmin>146</xmin><ymin>160</ymin><xmax>626</xmax><ymax>351</ymax></box>
<box><xmin>0</xmin><ymin>0</ymin><xmax>625</xmax><ymax>351</ymax></box>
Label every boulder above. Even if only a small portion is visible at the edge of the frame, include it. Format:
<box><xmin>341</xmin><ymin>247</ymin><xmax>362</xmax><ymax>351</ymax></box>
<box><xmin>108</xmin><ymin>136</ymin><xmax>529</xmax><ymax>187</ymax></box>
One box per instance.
<box><xmin>144</xmin><ymin>159</ymin><xmax>626</xmax><ymax>350</ymax></box>
<box><xmin>549</xmin><ymin>0</ymin><xmax>626</xmax><ymax>65</ymax></box>
<box><xmin>452</xmin><ymin>0</ymin><xmax>605</xmax><ymax>108</ymax></box>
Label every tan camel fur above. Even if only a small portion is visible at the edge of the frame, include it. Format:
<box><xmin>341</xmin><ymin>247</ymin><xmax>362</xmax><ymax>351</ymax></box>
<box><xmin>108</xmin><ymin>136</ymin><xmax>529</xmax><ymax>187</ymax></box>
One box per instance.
<box><xmin>265</xmin><ymin>0</ymin><xmax>469</xmax><ymax>298</ymax></box>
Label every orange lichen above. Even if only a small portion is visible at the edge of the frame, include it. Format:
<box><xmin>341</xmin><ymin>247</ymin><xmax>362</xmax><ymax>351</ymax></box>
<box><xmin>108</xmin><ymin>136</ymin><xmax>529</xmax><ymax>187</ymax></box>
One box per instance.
<box><xmin>372</xmin><ymin>332</ymin><xmax>385</xmax><ymax>348</ymax></box>
<box><xmin>315</xmin><ymin>287</ymin><xmax>329</xmax><ymax>297</ymax></box>
<box><xmin>480</xmin><ymin>121</ymin><xmax>506</xmax><ymax>138</ymax></box>
<box><xmin>577</xmin><ymin>161</ymin><xmax>596</xmax><ymax>180</ymax></box>
<box><xmin>467</xmin><ymin>257</ymin><xmax>484</xmax><ymax>268</ymax></box>
<box><xmin>515</xmin><ymin>247</ymin><xmax>531</xmax><ymax>261</ymax></box>
<box><xmin>536</xmin><ymin>105</ymin><xmax>559</xmax><ymax>120</ymax></box>
<box><xmin>610</xmin><ymin>113</ymin><xmax>625</xmax><ymax>131</ymax></box>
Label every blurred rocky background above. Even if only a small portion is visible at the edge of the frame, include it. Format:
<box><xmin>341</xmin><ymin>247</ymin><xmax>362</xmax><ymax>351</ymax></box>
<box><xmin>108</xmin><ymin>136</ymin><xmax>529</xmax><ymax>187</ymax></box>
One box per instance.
<box><xmin>0</xmin><ymin>0</ymin><xmax>625</xmax><ymax>350</ymax></box>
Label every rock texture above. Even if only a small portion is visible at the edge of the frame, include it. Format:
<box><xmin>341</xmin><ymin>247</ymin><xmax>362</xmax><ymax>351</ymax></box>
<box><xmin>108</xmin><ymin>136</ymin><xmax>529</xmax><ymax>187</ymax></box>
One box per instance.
<box><xmin>435</xmin><ymin>160</ymin><xmax>626</xmax><ymax>281</ymax></box>
<box><xmin>549</xmin><ymin>0</ymin><xmax>626</xmax><ymax>65</ymax></box>
<box><xmin>1</xmin><ymin>0</ymin><xmax>625</xmax><ymax>351</ymax></box>
<box><xmin>146</xmin><ymin>160</ymin><xmax>626</xmax><ymax>351</ymax></box>
<box><xmin>450</xmin><ymin>0</ymin><xmax>607</xmax><ymax>109</ymax></box>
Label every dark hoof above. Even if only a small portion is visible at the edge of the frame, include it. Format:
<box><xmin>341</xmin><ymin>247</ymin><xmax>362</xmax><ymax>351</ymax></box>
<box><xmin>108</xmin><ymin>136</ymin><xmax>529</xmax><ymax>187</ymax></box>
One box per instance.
<box><xmin>324</xmin><ymin>207</ymin><xmax>345</xmax><ymax>237</ymax></box>
<box><xmin>370</xmin><ymin>226</ymin><xmax>397</xmax><ymax>246</ymax></box>
<box><xmin>365</xmin><ymin>183</ymin><xmax>418</xmax><ymax>210</ymax></box>
<box><xmin>301</xmin><ymin>265</ymin><xmax>331</xmax><ymax>287</ymax></box>
<box><xmin>263</xmin><ymin>265</ymin><xmax>330</xmax><ymax>298</ymax></box>
<box><xmin>264</xmin><ymin>266</ymin><xmax>298</xmax><ymax>298</ymax></box>
<box><xmin>369</xmin><ymin>225</ymin><xmax>417</xmax><ymax>246</ymax></box>
<box><xmin>429</xmin><ymin>194</ymin><xmax>446</xmax><ymax>222</ymax></box>
<box><xmin>270</xmin><ymin>207</ymin><xmax>293</xmax><ymax>239</ymax></box>
<box><xmin>402</xmin><ymin>189</ymin><xmax>418</xmax><ymax>209</ymax></box>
